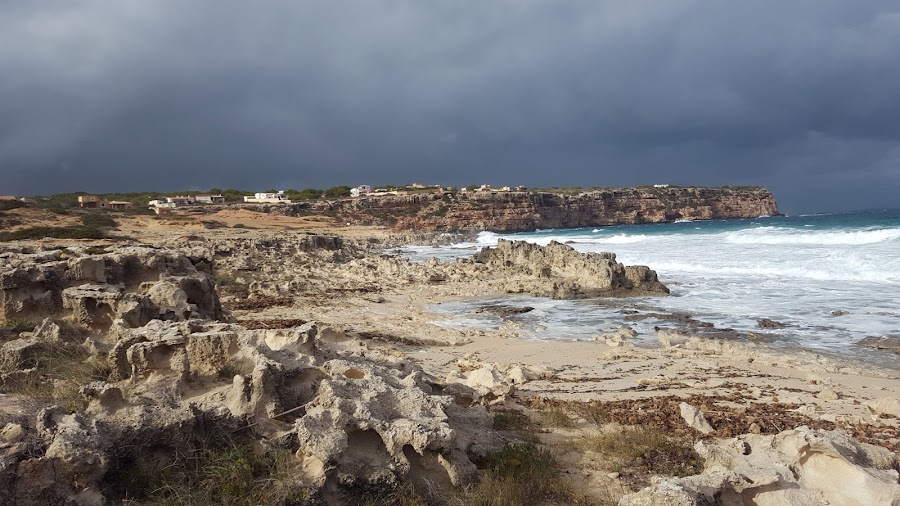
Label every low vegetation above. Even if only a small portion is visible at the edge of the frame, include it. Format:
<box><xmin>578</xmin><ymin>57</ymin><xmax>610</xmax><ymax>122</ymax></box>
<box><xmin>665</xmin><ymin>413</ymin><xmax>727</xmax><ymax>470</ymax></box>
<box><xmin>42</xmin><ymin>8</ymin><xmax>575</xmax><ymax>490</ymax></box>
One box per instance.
<box><xmin>578</xmin><ymin>426</ymin><xmax>702</xmax><ymax>486</ymax></box>
<box><xmin>0</xmin><ymin>200</ymin><xmax>26</xmax><ymax>212</ymax></box>
<box><xmin>0</xmin><ymin>320</ymin><xmax>111</xmax><ymax>411</ymax></box>
<box><xmin>460</xmin><ymin>443</ymin><xmax>582</xmax><ymax>506</ymax></box>
<box><xmin>0</xmin><ymin>225</ymin><xmax>105</xmax><ymax>241</ymax></box>
<box><xmin>538</xmin><ymin>407</ymin><xmax>575</xmax><ymax>428</ymax></box>
<box><xmin>80</xmin><ymin>212</ymin><xmax>118</xmax><ymax>228</ymax></box>
<box><xmin>111</xmin><ymin>433</ymin><xmax>308</xmax><ymax>505</ymax></box>
<box><xmin>492</xmin><ymin>410</ymin><xmax>533</xmax><ymax>431</ymax></box>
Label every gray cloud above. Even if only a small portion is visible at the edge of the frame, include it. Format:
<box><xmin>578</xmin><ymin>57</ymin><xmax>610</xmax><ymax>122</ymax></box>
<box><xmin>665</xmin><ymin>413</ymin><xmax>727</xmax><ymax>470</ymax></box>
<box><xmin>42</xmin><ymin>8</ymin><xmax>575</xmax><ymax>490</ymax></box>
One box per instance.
<box><xmin>2</xmin><ymin>0</ymin><xmax>900</xmax><ymax>212</ymax></box>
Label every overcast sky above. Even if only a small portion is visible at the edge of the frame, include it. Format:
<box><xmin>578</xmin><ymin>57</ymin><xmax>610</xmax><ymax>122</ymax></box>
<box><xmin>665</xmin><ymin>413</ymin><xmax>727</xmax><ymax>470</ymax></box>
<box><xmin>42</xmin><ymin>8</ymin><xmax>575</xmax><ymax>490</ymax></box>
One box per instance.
<box><xmin>1</xmin><ymin>1</ymin><xmax>899</xmax><ymax>213</ymax></box>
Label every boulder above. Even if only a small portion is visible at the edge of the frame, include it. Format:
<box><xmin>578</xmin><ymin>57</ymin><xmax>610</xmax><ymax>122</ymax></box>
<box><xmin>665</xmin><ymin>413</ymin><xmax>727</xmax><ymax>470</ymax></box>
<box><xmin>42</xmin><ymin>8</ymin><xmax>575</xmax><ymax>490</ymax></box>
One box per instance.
<box><xmin>856</xmin><ymin>335</ymin><xmax>900</xmax><ymax>354</ymax></box>
<box><xmin>678</xmin><ymin>402</ymin><xmax>714</xmax><ymax>434</ymax></box>
<box><xmin>470</xmin><ymin>239</ymin><xmax>668</xmax><ymax>298</ymax></box>
<box><xmin>474</xmin><ymin>304</ymin><xmax>534</xmax><ymax>317</ymax></box>
<box><xmin>869</xmin><ymin>397</ymin><xmax>900</xmax><ymax>418</ymax></box>
<box><xmin>593</xmin><ymin>325</ymin><xmax>637</xmax><ymax>347</ymax></box>
<box><xmin>656</xmin><ymin>327</ymin><xmax>690</xmax><ymax>347</ymax></box>
<box><xmin>758</xmin><ymin>318</ymin><xmax>786</xmax><ymax>328</ymax></box>
<box><xmin>619</xmin><ymin>426</ymin><xmax>900</xmax><ymax>506</ymax></box>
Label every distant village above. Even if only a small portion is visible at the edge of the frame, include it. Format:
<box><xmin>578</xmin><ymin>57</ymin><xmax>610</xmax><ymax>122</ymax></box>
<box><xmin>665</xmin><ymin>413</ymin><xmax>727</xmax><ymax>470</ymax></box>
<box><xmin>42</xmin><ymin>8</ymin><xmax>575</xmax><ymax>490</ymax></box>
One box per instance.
<box><xmin>71</xmin><ymin>183</ymin><xmax>534</xmax><ymax>214</ymax></box>
<box><xmin>3</xmin><ymin>183</ymin><xmax>675</xmax><ymax>215</ymax></box>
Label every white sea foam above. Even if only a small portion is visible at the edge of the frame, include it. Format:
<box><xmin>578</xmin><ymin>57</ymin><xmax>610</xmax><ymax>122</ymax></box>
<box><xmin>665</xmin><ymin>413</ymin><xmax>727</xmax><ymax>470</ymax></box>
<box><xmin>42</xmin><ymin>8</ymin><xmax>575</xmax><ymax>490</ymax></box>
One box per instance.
<box><xmin>723</xmin><ymin>227</ymin><xmax>900</xmax><ymax>246</ymax></box>
<box><xmin>418</xmin><ymin>213</ymin><xmax>900</xmax><ymax>358</ymax></box>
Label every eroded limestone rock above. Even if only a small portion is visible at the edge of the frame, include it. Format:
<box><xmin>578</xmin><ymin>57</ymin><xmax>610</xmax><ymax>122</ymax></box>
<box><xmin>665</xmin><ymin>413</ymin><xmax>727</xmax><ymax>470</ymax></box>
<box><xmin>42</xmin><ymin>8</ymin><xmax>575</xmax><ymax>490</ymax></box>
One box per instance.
<box><xmin>470</xmin><ymin>239</ymin><xmax>668</xmax><ymax>298</ymax></box>
<box><xmin>0</xmin><ymin>318</ymin><xmax>499</xmax><ymax>504</ymax></box>
<box><xmin>0</xmin><ymin>246</ymin><xmax>222</xmax><ymax>328</ymax></box>
<box><xmin>619</xmin><ymin>426</ymin><xmax>900</xmax><ymax>506</ymax></box>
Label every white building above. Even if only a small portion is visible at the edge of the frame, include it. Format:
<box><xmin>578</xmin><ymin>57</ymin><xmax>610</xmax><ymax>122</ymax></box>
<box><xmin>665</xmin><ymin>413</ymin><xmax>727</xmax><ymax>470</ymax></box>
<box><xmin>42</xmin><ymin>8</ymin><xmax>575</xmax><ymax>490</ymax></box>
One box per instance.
<box><xmin>653</xmin><ymin>184</ymin><xmax>670</xmax><ymax>188</ymax></box>
<box><xmin>148</xmin><ymin>200</ymin><xmax>177</xmax><ymax>214</ymax></box>
<box><xmin>350</xmin><ymin>185</ymin><xmax>372</xmax><ymax>197</ymax></box>
<box><xmin>244</xmin><ymin>191</ymin><xmax>292</xmax><ymax>203</ymax></box>
<box><xmin>166</xmin><ymin>195</ymin><xmax>195</xmax><ymax>206</ymax></box>
<box><xmin>195</xmin><ymin>194</ymin><xmax>225</xmax><ymax>203</ymax></box>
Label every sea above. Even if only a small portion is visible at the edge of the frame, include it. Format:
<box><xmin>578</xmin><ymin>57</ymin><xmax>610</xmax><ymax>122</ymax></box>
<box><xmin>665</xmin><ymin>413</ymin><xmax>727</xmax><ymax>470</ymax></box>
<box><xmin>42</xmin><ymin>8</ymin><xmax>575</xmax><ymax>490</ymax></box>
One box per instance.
<box><xmin>395</xmin><ymin>209</ymin><xmax>900</xmax><ymax>367</ymax></box>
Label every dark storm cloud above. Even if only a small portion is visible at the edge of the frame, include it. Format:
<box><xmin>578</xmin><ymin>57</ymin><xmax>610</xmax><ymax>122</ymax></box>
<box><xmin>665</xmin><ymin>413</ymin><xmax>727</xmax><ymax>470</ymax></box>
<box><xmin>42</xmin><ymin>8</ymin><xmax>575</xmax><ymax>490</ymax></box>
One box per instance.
<box><xmin>2</xmin><ymin>0</ymin><xmax>900</xmax><ymax>211</ymax></box>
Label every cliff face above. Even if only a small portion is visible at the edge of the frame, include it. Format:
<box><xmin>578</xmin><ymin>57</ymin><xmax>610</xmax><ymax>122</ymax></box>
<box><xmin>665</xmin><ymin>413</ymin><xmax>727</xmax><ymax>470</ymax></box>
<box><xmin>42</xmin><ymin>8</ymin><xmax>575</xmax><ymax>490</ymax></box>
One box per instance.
<box><xmin>256</xmin><ymin>187</ymin><xmax>778</xmax><ymax>233</ymax></box>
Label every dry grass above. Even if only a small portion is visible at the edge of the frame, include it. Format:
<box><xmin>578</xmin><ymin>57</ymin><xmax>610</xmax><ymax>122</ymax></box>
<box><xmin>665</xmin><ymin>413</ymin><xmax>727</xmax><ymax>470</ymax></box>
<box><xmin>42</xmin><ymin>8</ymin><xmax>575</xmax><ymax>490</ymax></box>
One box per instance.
<box><xmin>492</xmin><ymin>410</ymin><xmax>533</xmax><ymax>432</ymax></box>
<box><xmin>538</xmin><ymin>407</ymin><xmax>575</xmax><ymax>428</ymax></box>
<box><xmin>117</xmin><ymin>434</ymin><xmax>308</xmax><ymax>506</ymax></box>
<box><xmin>572</xmin><ymin>402</ymin><xmax>610</xmax><ymax>426</ymax></box>
<box><xmin>0</xmin><ymin>319</ymin><xmax>111</xmax><ymax>411</ymax></box>
<box><xmin>455</xmin><ymin>443</ymin><xmax>587</xmax><ymax>506</ymax></box>
<box><xmin>578</xmin><ymin>425</ymin><xmax>702</xmax><ymax>488</ymax></box>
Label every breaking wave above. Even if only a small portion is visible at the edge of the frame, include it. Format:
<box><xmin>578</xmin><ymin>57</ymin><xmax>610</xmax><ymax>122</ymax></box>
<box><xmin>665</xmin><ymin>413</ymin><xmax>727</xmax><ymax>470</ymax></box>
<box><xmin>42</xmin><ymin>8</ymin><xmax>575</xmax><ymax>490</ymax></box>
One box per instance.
<box><xmin>723</xmin><ymin>227</ymin><xmax>900</xmax><ymax>246</ymax></box>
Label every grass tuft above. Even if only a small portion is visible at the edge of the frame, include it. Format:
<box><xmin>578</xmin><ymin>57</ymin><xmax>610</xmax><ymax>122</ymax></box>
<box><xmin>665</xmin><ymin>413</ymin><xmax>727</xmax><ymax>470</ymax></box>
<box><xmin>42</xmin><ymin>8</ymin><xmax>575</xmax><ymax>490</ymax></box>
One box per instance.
<box><xmin>492</xmin><ymin>410</ymin><xmax>533</xmax><ymax>431</ymax></box>
<box><xmin>579</xmin><ymin>425</ymin><xmax>702</xmax><ymax>480</ymax></box>
<box><xmin>539</xmin><ymin>407</ymin><xmax>575</xmax><ymax>428</ymax></box>
<box><xmin>116</xmin><ymin>434</ymin><xmax>308</xmax><ymax>506</ymax></box>
<box><xmin>0</xmin><ymin>319</ymin><xmax>107</xmax><ymax>411</ymax></box>
<box><xmin>459</xmin><ymin>443</ymin><xmax>583</xmax><ymax>506</ymax></box>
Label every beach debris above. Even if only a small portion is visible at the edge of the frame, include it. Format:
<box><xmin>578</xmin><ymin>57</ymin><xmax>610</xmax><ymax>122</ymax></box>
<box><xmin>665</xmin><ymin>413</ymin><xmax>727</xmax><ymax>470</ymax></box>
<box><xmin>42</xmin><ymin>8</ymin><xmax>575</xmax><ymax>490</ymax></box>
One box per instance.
<box><xmin>620</xmin><ymin>427</ymin><xmax>900</xmax><ymax>506</ymax></box>
<box><xmin>757</xmin><ymin>318</ymin><xmax>786</xmax><ymax>328</ymax></box>
<box><xmin>679</xmin><ymin>402</ymin><xmax>714</xmax><ymax>434</ymax></box>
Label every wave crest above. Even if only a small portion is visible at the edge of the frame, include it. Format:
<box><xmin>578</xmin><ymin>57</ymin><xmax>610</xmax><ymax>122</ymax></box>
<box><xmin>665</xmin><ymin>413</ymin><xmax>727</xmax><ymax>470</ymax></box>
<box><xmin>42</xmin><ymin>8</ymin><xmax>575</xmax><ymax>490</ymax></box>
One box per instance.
<box><xmin>724</xmin><ymin>227</ymin><xmax>900</xmax><ymax>246</ymax></box>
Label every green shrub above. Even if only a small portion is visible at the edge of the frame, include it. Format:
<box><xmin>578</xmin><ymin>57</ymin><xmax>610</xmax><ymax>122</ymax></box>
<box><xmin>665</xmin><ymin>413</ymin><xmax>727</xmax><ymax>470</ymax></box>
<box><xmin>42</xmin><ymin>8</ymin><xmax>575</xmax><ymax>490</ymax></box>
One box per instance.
<box><xmin>0</xmin><ymin>200</ymin><xmax>25</xmax><ymax>212</ymax></box>
<box><xmin>323</xmin><ymin>186</ymin><xmax>352</xmax><ymax>198</ymax></box>
<box><xmin>0</xmin><ymin>225</ymin><xmax>104</xmax><ymax>241</ymax></box>
<box><xmin>81</xmin><ymin>213</ymin><xmax>117</xmax><ymax>228</ymax></box>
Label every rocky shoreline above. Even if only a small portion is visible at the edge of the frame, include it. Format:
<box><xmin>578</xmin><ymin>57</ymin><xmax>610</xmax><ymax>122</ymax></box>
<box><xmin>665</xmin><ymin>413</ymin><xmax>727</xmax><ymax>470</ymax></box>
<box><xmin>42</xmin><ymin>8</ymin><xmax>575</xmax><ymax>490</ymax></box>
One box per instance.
<box><xmin>1</xmin><ymin>225</ymin><xmax>898</xmax><ymax>505</ymax></box>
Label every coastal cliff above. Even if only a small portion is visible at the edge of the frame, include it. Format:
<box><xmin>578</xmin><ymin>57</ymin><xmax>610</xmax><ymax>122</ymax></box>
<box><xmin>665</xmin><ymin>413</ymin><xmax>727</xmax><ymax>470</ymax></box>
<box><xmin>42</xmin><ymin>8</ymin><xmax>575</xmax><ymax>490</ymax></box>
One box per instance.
<box><xmin>250</xmin><ymin>186</ymin><xmax>778</xmax><ymax>233</ymax></box>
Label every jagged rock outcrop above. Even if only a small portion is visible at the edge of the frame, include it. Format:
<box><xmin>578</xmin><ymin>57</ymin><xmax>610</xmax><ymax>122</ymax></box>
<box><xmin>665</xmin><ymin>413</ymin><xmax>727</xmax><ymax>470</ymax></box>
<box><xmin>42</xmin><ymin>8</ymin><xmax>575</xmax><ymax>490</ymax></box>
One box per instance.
<box><xmin>245</xmin><ymin>186</ymin><xmax>779</xmax><ymax>232</ymax></box>
<box><xmin>163</xmin><ymin>234</ymin><xmax>667</xmax><ymax>303</ymax></box>
<box><xmin>0</xmin><ymin>246</ymin><xmax>222</xmax><ymax>328</ymax></box>
<box><xmin>0</xmin><ymin>319</ymin><xmax>501</xmax><ymax>504</ymax></box>
<box><xmin>619</xmin><ymin>426</ymin><xmax>900</xmax><ymax>506</ymax></box>
<box><xmin>468</xmin><ymin>239</ymin><xmax>668</xmax><ymax>298</ymax></box>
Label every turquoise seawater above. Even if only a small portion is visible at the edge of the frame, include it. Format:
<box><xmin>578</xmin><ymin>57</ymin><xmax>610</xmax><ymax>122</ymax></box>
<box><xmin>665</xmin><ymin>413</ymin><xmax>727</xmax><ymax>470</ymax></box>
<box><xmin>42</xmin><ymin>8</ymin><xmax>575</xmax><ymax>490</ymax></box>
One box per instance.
<box><xmin>400</xmin><ymin>209</ymin><xmax>900</xmax><ymax>364</ymax></box>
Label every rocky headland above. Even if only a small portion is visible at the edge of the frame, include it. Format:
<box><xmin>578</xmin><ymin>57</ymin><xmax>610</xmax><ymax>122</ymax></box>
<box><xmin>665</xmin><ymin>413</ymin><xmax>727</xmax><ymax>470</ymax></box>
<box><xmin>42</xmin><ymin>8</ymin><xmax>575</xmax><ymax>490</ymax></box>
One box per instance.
<box><xmin>1</xmin><ymin>219</ymin><xmax>898</xmax><ymax>506</ymax></box>
<box><xmin>233</xmin><ymin>186</ymin><xmax>778</xmax><ymax>232</ymax></box>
